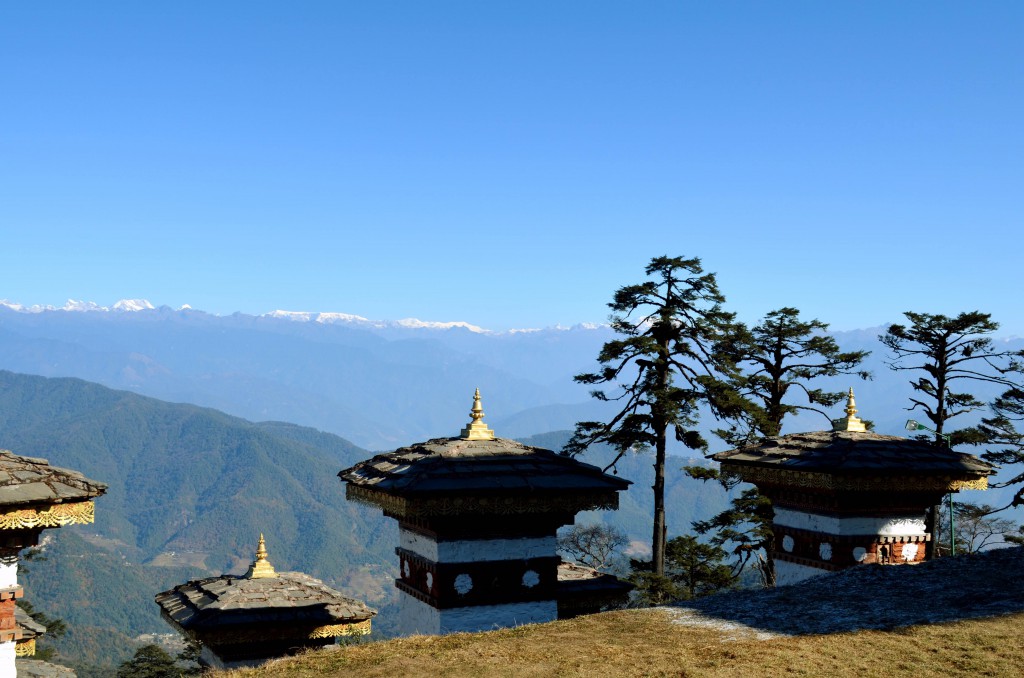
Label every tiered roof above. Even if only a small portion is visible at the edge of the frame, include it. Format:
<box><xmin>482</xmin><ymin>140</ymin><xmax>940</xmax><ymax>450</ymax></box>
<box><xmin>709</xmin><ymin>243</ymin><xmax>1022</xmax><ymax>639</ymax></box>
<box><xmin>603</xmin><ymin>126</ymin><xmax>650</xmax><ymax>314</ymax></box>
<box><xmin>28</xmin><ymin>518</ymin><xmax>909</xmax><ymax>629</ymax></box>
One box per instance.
<box><xmin>712</xmin><ymin>390</ymin><xmax>994</xmax><ymax>491</ymax></box>
<box><xmin>0</xmin><ymin>449</ymin><xmax>106</xmax><ymax>528</ymax></box>
<box><xmin>155</xmin><ymin>536</ymin><xmax>375</xmax><ymax>639</ymax></box>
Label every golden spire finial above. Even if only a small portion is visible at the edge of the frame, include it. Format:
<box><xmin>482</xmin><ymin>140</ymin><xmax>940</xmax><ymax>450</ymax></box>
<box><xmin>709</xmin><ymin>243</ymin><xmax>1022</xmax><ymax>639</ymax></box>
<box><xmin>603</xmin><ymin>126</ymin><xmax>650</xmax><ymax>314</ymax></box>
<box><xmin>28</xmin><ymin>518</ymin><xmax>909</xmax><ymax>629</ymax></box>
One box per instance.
<box><xmin>460</xmin><ymin>388</ymin><xmax>495</xmax><ymax>440</ymax></box>
<box><xmin>246</xmin><ymin>533</ymin><xmax>278</xmax><ymax>579</ymax></box>
<box><xmin>833</xmin><ymin>387</ymin><xmax>867</xmax><ymax>433</ymax></box>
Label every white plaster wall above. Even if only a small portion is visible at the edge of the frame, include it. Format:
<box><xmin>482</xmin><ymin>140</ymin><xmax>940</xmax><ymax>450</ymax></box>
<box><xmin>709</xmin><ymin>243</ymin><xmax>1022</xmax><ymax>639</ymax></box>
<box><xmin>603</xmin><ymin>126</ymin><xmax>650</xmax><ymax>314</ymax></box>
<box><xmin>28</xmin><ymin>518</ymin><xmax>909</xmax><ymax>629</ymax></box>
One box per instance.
<box><xmin>399</xmin><ymin>529</ymin><xmax>556</xmax><ymax>562</ymax></box>
<box><xmin>397</xmin><ymin>591</ymin><xmax>558</xmax><ymax>636</ymax></box>
<box><xmin>773</xmin><ymin>508</ymin><xmax>926</xmax><ymax>537</ymax></box>
<box><xmin>775</xmin><ymin>560</ymin><xmax>830</xmax><ymax>587</ymax></box>
<box><xmin>398</xmin><ymin>591</ymin><xmax>442</xmax><ymax>636</ymax></box>
<box><xmin>0</xmin><ymin>640</ymin><xmax>14</xmax><ymax>678</ymax></box>
<box><xmin>0</xmin><ymin>557</ymin><xmax>17</xmax><ymax>590</ymax></box>
<box><xmin>440</xmin><ymin>600</ymin><xmax>558</xmax><ymax>634</ymax></box>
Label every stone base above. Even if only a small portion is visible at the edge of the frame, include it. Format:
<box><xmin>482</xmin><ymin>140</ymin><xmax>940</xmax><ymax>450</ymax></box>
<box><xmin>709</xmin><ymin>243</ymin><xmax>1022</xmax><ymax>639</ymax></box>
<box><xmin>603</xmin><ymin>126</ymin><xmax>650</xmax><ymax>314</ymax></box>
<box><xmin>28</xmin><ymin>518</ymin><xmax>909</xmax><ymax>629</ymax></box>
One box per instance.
<box><xmin>397</xmin><ymin>591</ymin><xmax>557</xmax><ymax>636</ymax></box>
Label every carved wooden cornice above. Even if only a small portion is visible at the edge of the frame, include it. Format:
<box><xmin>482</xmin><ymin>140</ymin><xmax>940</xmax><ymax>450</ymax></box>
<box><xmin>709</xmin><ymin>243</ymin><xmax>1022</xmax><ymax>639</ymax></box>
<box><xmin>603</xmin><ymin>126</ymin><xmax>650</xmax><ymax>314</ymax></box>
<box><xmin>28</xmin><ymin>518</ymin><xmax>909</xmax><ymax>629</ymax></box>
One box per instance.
<box><xmin>720</xmin><ymin>464</ymin><xmax>988</xmax><ymax>492</ymax></box>
<box><xmin>0</xmin><ymin>501</ymin><xmax>95</xmax><ymax>531</ymax></box>
<box><xmin>347</xmin><ymin>485</ymin><xmax>618</xmax><ymax>518</ymax></box>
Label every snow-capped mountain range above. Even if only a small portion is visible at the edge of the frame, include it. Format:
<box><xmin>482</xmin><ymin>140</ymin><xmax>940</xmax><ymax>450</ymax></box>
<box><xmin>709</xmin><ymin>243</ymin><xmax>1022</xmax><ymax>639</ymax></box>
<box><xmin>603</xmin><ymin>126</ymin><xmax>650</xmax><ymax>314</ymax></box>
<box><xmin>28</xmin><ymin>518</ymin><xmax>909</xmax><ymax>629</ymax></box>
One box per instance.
<box><xmin>0</xmin><ymin>299</ymin><xmax>603</xmax><ymax>335</ymax></box>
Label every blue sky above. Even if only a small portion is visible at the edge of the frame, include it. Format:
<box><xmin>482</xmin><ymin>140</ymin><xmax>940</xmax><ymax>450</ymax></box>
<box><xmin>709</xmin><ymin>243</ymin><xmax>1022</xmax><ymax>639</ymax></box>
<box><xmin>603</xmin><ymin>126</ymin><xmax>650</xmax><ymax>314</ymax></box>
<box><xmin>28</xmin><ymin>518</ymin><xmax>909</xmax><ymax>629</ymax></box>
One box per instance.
<box><xmin>3</xmin><ymin>2</ymin><xmax>1022</xmax><ymax>332</ymax></box>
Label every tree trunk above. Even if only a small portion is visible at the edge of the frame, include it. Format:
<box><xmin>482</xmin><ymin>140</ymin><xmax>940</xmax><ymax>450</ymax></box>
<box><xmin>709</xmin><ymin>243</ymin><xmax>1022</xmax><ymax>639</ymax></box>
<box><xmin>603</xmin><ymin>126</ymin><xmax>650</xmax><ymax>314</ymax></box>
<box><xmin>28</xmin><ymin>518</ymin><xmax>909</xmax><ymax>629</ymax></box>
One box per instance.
<box><xmin>652</xmin><ymin>422</ymin><xmax>667</xmax><ymax>576</ymax></box>
<box><xmin>652</xmin><ymin>333</ymin><xmax>670</xmax><ymax>577</ymax></box>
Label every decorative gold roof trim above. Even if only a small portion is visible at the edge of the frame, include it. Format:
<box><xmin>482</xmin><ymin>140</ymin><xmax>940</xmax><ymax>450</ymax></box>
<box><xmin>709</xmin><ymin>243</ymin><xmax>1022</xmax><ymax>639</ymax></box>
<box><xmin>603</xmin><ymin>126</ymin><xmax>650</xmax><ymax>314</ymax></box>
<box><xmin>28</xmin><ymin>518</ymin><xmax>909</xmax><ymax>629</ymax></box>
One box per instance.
<box><xmin>309</xmin><ymin>619</ymin><xmax>372</xmax><ymax>638</ymax></box>
<box><xmin>347</xmin><ymin>484</ymin><xmax>619</xmax><ymax>517</ymax></box>
<box><xmin>0</xmin><ymin>501</ymin><xmax>95</xmax><ymax>530</ymax></box>
<box><xmin>167</xmin><ymin>620</ymin><xmax>373</xmax><ymax>645</ymax></box>
<box><xmin>15</xmin><ymin>638</ymin><xmax>36</xmax><ymax>657</ymax></box>
<box><xmin>720</xmin><ymin>464</ymin><xmax>989</xmax><ymax>492</ymax></box>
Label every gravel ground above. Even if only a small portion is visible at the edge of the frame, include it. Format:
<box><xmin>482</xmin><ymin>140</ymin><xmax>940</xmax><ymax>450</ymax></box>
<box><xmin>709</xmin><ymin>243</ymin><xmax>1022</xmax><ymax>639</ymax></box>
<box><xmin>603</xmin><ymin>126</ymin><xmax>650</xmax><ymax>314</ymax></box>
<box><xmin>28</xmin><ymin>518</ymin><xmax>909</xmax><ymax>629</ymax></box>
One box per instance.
<box><xmin>663</xmin><ymin>546</ymin><xmax>1024</xmax><ymax>639</ymax></box>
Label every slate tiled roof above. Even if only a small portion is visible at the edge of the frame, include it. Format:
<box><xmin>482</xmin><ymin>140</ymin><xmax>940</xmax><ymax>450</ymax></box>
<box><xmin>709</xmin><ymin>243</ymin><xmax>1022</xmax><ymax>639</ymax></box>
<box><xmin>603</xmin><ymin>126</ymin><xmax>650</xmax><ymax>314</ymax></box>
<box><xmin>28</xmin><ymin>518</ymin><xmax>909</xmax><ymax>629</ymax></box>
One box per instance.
<box><xmin>0</xmin><ymin>450</ymin><xmax>106</xmax><ymax>507</ymax></box>
<box><xmin>712</xmin><ymin>431</ymin><xmax>994</xmax><ymax>478</ymax></box>
<box><xmin>155</xmin><ymin>571</ymin><xmax>376</xmax><ymax>632</ymax></box>
<box><xmin>339</xmin><ymin>436</ymin><xmax>631</xmax><ymax>496</ymax></box>
<box><xmin>15</xmin><ymin>607</ymin><xmax>46</xmax><ymax>640</ymax></box>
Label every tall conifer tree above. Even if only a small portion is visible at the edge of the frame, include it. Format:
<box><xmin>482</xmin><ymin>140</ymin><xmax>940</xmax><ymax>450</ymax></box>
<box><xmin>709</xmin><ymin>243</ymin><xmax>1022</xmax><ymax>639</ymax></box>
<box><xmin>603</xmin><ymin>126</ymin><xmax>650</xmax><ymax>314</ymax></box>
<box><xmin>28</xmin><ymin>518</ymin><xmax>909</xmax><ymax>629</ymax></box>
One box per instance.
<box><xmin>688</xmin><ymin>307</ymin><xmax>870</xmax><ymax>586</ymax></box>
<box><xmin>881</xmin><ymin>311</ymin><xmax>1024</xmax><ymax>557</ymax></box>
<box><xmin>565</xmin><ymin>256</ymin><xmax>742</xmax><ymax>576</ymax></box>
<box><xmin>973</xmin><ymin>388</ymin><xmax>1024</xmax><ymax>509</ymax></box>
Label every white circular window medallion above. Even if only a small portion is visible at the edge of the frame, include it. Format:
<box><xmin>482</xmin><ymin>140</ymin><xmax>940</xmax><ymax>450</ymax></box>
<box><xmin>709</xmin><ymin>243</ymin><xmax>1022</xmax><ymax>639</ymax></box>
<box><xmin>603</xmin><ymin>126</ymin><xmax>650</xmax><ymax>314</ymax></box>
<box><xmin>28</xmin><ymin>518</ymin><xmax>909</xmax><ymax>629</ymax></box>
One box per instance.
<box><xmin>902</xmin><ymin>543</ymin><xmax>919</xmax><ymax>561</ymax></box>
<box><xmin>454</xmin><ymin>573</ymin><xmax>473</xmax><ymax>595</ymax></box>
<box><xmin>782</xmin><ymin>536</ymin><xmax>794</xmax><ymax>553</ymax></box>
<box><xmin>426</xmin><ymin>572</ymin><xmax>434</xmax><ymax>589</ymax></box>
<box><xmin>852</xmin><ymin>547</ymin><xmax>867</xmax><ymax>562</ymax></box>
<box><xmin>403</xmin><ymin>560</ymin><xmax>410</xmax><ymax>578</ymax></box>
<box><xmin>522</xmin><ymin>570</ymin><xmax>540</xmax><ymax>588</ymax></box>
<box><xmin>819</xmin><ymin>542</ymin><xmax>832</xmax><ymax>561</ymax></box>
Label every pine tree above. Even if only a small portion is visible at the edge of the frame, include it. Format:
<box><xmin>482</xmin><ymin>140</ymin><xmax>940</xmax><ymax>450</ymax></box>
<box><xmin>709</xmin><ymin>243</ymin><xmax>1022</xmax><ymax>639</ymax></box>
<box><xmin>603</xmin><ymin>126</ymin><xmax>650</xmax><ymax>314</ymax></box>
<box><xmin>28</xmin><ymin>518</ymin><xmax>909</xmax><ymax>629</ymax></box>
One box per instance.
<box><xmin>881</xmin><ymin>311</ymin><xmax>1024</xmax><ymax>557</ymax></box>
<box><xmin>881</xmin><ymin>311</ymin><xmax>1024</xmax><ymax>443</ymax></box>
<box><xmin>717</xmin><ymin>307</ymin><xmax>871</xmax><ymax>442</ymax></box>
<box><xmin>687</xmin><ymin>308</ymin><xmax>870</xmax><ymax>586</ymax></box>
<box><xmin>116</xmin><ymin>645</ymin><xmax>182</xmax><ymax>678</ymax></box>
<box><xmin>974</xmin><ymin>387</ymin><xmax>1024</xmax><ymax>509</ymax></box>
<box><xmin>565</xmin><ymin>255</ymin><xmax>743</xmax><ymax>576</ymax></box>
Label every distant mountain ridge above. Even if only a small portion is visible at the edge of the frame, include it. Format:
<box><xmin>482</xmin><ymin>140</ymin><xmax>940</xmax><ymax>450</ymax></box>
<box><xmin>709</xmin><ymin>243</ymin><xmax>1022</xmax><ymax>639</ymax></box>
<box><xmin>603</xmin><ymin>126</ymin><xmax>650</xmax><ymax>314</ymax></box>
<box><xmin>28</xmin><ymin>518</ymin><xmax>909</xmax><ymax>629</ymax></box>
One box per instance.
<box><xmin>0</xmin><ymin>298</ymin><xmax>1020</xmax><ymax>505</ymax></box>
<box><xmin>0</xmin><ymin>300</ymin><xmax>617</xmax><ymax>449</ymax></box>
<box><xmin>0</xmin><ymin>298</ymin><xmax>604</xmax><ymax>335</ymax></box>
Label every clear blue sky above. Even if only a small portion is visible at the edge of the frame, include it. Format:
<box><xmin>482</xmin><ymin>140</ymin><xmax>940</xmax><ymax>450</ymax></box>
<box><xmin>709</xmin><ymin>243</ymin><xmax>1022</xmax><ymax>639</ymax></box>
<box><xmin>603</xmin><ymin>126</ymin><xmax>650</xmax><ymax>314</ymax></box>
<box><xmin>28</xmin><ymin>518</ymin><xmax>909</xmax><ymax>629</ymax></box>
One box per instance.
<box><xmin>3</xmin><ymin>2</ymin><xmax>1022</xmax><ymax>332</ymax></box>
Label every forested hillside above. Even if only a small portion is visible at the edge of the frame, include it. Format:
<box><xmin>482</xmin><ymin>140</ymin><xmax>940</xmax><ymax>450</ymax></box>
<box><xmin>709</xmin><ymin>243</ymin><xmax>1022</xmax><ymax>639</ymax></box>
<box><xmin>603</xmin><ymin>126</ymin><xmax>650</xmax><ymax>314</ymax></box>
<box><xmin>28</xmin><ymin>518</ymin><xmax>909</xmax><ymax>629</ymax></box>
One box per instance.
<box><xmin>0</xmin><ymin>371</ymin><xmax>397</xmax><ymax>674</ymax></box>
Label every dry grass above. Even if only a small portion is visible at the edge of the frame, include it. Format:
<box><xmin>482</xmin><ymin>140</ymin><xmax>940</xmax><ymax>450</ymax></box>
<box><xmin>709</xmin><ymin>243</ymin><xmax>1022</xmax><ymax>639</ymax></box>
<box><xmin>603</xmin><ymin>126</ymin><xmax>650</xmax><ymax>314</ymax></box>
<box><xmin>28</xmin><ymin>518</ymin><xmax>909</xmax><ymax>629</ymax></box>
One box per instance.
<box><xmin>219</xmin><ymin>607</ymin><xmax>1024</xmax><ymax>678</ymax></box>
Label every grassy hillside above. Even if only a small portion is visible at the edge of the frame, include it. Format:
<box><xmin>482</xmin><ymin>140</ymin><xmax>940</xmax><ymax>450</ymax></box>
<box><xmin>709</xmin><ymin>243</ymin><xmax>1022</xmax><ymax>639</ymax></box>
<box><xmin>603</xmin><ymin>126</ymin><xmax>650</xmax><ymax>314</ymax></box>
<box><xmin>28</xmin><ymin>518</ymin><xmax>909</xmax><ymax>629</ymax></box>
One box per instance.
<box><xmin>222</xmin><ymin>546</ymin><xmax>1024</xmax><ymax>677</ymax></box>
<box><xmin>220</xmin><ymin>609</ymin><xmax>1024</xmax><ymax>677</ymax></box>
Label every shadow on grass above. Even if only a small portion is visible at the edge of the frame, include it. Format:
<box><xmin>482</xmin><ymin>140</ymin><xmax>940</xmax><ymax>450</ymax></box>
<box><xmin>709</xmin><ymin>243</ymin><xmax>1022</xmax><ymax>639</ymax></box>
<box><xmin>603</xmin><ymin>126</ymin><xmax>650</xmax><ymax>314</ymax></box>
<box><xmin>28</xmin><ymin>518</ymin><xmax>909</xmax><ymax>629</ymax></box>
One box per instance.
<box><xmin>666</xmin><ymin>545</ymin><xmax>1024</xmax><ymax>637</ymax></box>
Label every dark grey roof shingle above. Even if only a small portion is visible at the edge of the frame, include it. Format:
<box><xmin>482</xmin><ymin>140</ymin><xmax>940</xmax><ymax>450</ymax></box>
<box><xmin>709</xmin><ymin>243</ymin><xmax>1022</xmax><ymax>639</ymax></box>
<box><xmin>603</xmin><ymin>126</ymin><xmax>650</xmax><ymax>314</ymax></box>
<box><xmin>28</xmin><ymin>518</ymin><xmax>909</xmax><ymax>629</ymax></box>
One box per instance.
<box><xmin>340</xmin><ymin>436</ymin><xmax>630</xmax><ymax>496</ymax></box>
<box><xmin>712</xmin><ymin>431</ymin><xmax>994</xmax><ymax>477</ymax></box>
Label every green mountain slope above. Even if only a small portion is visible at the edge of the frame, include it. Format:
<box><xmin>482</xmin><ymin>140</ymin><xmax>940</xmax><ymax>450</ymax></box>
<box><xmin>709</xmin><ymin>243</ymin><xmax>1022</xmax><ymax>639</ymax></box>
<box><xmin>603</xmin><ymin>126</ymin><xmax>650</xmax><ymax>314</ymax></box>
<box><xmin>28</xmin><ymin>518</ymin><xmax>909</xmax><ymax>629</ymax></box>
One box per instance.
<box><xmin>0</xmin><ymin>370</ymin><xmax>398</xmax><ymax>672</ymax></box>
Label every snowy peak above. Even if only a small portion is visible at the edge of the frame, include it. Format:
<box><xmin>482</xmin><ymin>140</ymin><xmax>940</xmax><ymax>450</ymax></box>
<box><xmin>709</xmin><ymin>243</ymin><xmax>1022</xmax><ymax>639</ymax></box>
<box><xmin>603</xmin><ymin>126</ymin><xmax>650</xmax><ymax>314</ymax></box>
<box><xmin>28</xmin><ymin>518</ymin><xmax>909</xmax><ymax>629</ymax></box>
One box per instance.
<box><xmin>112</xmin><ymin>299</ymin><xmax>155</xmax><ymax>312</ymax></box>
<box><xmin>0</xmin><ymin>299</ymin><xmax>158</xmax><ymax>313</ymax></box>
<box><xmin>0</xmin><ymin>299</ymin><xmax>607</xmax><ymax>334</ymax></box>
<box><xmin>266</xmin><ymin>309</ymin><xmax>490</xmax><ymax>333</ymax></box>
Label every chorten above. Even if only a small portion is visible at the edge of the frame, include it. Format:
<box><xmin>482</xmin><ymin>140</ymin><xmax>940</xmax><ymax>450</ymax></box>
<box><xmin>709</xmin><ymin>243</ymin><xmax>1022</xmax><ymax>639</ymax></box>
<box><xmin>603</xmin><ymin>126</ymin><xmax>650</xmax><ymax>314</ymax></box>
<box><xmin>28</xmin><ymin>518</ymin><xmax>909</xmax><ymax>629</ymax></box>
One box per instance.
<box><xmin>0</xmin><ymin>449</ymin><xmax>106</xmax><ymax>676</ymax></box>
<box><xmin>155</xmin><ymin>534</ymin><xmax>376</xmax><ymax>670</ymax></box>
<box><xmin>340</xmin><ymin>390</ymin><xmax>632</xmax><ymax>635</ymax></box>
<box><xmin>712</xmin><ymin>389</ymin><xmax>994</xmax><ymax>585</ymax></box>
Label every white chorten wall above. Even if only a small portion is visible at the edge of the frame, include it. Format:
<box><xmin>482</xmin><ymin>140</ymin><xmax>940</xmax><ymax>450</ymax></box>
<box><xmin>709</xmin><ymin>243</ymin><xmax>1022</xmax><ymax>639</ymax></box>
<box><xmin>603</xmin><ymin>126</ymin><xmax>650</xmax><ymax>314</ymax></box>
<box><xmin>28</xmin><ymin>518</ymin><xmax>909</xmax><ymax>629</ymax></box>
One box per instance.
<box><xmin>396</xmin><ymin>527</ymin><xmax>560</xmax><ymax>636</ymax></box>
<box><xmin>773</xmin><ymin>509</ymin><xmax>926</xmax><ymax>537</ymax></box>
<box><xmin>0</xmin><ymin>556</ymin><xmax>16</xmax><ymax>591</ymax></box>
<box><xmin>0</xmin><ymin>553</ymin><xmax>17</xmax><ymax>678</ymax></box>
<box><xmin>0</xmin><ymin>640</ymin><xmax>13</xmax><ymax>678</ymax></box>
<box><xmin>773</xmin><ymin>507</ymin><xmax>930</xmax><ymax>585</ymax></box>
<box><xmin>399</xmin><ymin>529</ymin><xmax>557</xmax><ymax>562</ymax></box>
<box><xmin>398</xmin><ymin>590</ymin><xmax>557</xmax><ymax>635</ymax></box>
